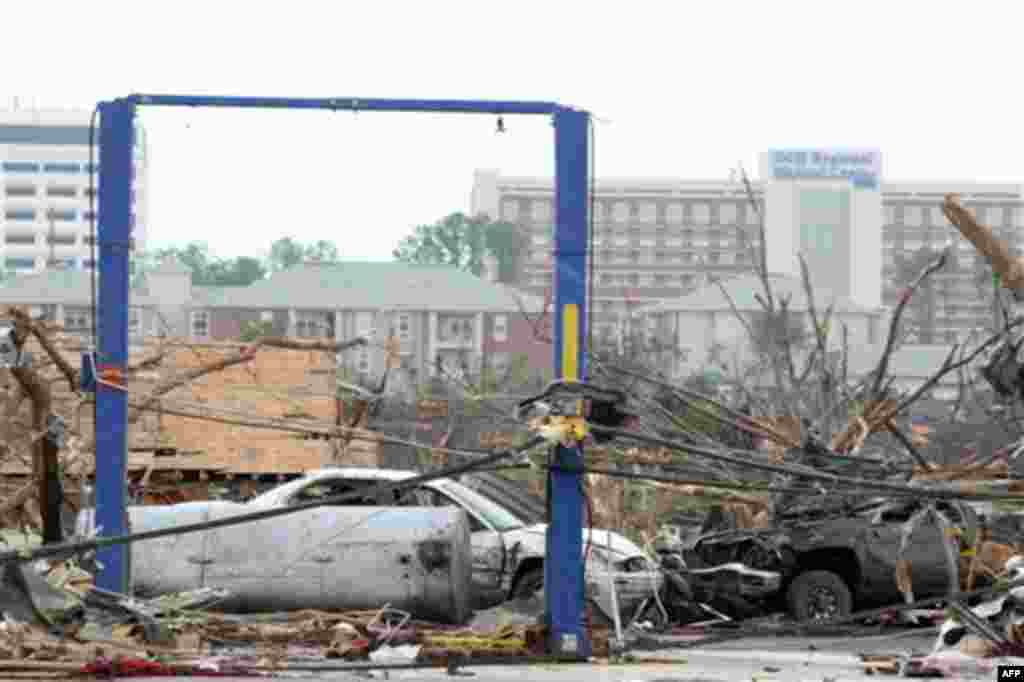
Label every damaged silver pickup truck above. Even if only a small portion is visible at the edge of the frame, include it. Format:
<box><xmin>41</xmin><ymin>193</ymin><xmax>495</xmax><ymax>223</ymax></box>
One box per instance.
<box><xmin>78</xmin><ymin>468</ymin><xmax>662</xmax><ymax>623</ymax></box>
<box><xmin>685</xmin><ymin>498</ymin><xmax>981</xmax><ymax>621</ymax></box>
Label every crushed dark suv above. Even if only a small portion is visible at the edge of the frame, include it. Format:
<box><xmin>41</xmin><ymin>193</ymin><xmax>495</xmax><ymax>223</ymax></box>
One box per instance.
<box><xmin>684</xmin><ymin>498</ymin><xmax>980</xmax><ymax>621</ymax></box>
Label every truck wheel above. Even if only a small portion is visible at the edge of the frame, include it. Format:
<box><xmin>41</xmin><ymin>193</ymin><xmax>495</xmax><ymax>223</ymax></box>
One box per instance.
<box><xmin>512</xmin><ymin>567</ymin><xmax>544</xmax><ymax>600</ymax></box>
<box><xmin>786</xmin><ymin>570</ymin><xmax>852</xmax><ymax>622</ymax></box>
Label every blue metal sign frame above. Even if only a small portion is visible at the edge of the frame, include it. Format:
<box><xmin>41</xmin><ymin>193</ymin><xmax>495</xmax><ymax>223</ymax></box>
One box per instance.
<box><xmin>94</xmin><ymin>95</ymin><xmax>591</xmax><ymax>657</ymax></box>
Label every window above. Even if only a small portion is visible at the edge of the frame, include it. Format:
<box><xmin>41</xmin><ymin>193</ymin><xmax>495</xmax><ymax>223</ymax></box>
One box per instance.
<box><xmin>746</xmin><ymin>204</ymin><xmax>762</xmax><ymax>225</ymax></box>
<box><xmin>64</xmin><ymin>308</ymin><xmax>92</xmax><ymax>332</ymax></box>
<box><xmin>397</xmin><ymin>313</ymin><xmax>412</xmax><ymax>341</ymax></box>
<box><xmin>708</xmin><ymin>251</ymin><xmax>721</xmax><ymax>264</ymax></box>
<box><xmin>2</xmin><ymin>162</ymin><xmax>39</xmax><ymax>173</ymax></box>
<box><xmin>531</xmin><ymin>200</ymin><xmax>551</xmax><ymax>223</ymax></box>
<box><xmin>296</xmin><ymin>311</ymin><xmax>331</xmax><ymax>338</ymax></box>
<box><xmin>612</xmin><ymin>201</ymin><xmax>630</xmax><ymax>223</ymax></box>
<box><xmin>432</xmin><ymin>481</ymin><xmax>524</xmax><ymax>532</ymax></box>
<box><xmin>4</xmin><ymin>258</ymin><xmax>35</xmax><ymax>270</ymax></box>
<box><xmin>82</xmin><ymin>258</ymin><xmax>95</xmax><ymax>269</ymax></box>
<box><xmin>718</xmin><ymin>202</ymin><xmax>737</xmax><ymax>224</ymax></box>
<box><xmin>5</xmin><ymin>234</ymin><xmax>35</xmax><ymax>245</ymax></box>
<box><xmin>492</xmin><ymin>314</ymin><xmax>508</xmax><ymax>342</ymax></box>
<box><xmin>43</xmin><ymin>162</ymin><xmax>80</xmax><ymax>173</ymax></box>
<box><xmin>490</xmin><ymin>351</ymin><xmax>512</xmax><ymax>377</ymax></box>
<box><xmin>627</xmin><ymin>273</ymin><xmax>639</xmax><ymax>286</ymax></box>
<box><xmin>355</xmin><ymin>312</ymin><xmax>374</xmax><ymax>337</ymax></box>
<box><xmin>5</xmin><ymin>209</ymin><xmax>35</xmax><ymax>221</ymax></box>
<box><xmin>439</xmin><ymin>316</ymin><xmax>474</xmax><ymax>343</ymax></box>
<box><xmin>84</xmin><ymin>163</ymin><xmax>99</xmax><ymax>173</ymax></box>
<box><xmin>628</xmin><ymin>249</ymin><xmax>641</xmax><ymax>264</ymax></box>
<box><xmin>190</xmin><ymin>311</ymin><xmax>210</xmax><ymax>338</ymax></box>
<box><xmin>82</xmin><ymin>211</ymin><xmax>96</xmax><ymax>221</ymax></box>
<box><xmin>638</xmin><ymin>201</ymin><xmax>657</xmax><ymax>223</ymax></box>
<box><xmin>47</xmin><ymin>209</ymin><xmax>76</xmax><ymax>221</ymax></box>
<box><xmin>654</xmin><ymin>250</ymin><xmax>667</xmax><ymax>263</ymax></box>
<box><xmin>692</xmin><ymin>202</ymin><xmax>710</xmax><ymax>225</ymax></box>
<box><xmin>600</xmin><ymin>273</ymin><xmax>613</xmax><ymax>286</ymax></box>
<box><xmin>5</xmin><ymin>185</ymin><xmax>35</xmax><ymax>197</ymax></box>
<box><xmin>666</xmin><ymin>202</ymin><xmax>684</xmax><ymax>224</ymax></box>
<box><xmin>47</xmin><ymin>233</ymin><xmax>75</xmax><ymax>246</ymax></box>
<box><xmin>501</xmin><ymin>200</ymin><xmax>519</xmax><ymax>221</ymax></box>
<box><xmin>45</xmin><ymin>186</ymin><xmax>76</xmax><ymax>198</ymax></box>
<box><xmin>682</xmin><ymin>274</ymin><xmax>696</xmax><ymax>288</ymax></box>
<box><xmin>654</xmin><ymin>274</ymin><xmax>668</xmax><ymax>287</ymax></box>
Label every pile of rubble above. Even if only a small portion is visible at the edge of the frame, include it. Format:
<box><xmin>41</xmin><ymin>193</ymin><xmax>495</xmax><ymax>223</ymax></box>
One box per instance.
<box><xmin>0</xmin><ymin>551</ymin><xmax>617</xmax><ymax>678</ymax></box>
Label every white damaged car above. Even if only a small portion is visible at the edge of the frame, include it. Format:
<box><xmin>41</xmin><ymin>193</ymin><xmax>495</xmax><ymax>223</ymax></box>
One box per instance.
<box><xmin>78</xmin><ymin>468</ymin><xmax>662</xmax><ymax>621</ymax></box>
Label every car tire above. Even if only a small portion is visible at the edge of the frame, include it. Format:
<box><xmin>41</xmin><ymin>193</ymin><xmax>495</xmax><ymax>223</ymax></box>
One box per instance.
<box><xmin>786</xmin><ymin>570</ymin><xmax>853</xmax><ymax>622</ymax></box>
<box><xmin>512</xmin><ymin>567</ymin><xmax>544</xmax><ymax>600</ymax></box>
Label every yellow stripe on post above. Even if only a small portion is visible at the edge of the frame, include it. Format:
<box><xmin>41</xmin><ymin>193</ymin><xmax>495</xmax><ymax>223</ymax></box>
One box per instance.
<box><xmin>561</xmin><ymin>303</ymin><xmax>579</xmax><ymax>380</ymax></box>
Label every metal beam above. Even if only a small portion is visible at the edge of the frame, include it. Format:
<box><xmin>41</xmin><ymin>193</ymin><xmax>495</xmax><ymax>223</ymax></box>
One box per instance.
<box><xmin>546</xmin><ymin>107</ymin><xmax>591</xmax><ymax>658</ymax></box>
<box><xmin>94</xmin><ymin>95</ymin><xmax>591</xmax><ymax>653</ymax></box>
<box><xmin>129</xmin><ymin>94</ymin><xmax>561</xmax><ymax>116</ymax></box>
<box><xmin>94</xmin><ymin>100</ymin><xmax>135</xmax><ymax>593</ymax></box>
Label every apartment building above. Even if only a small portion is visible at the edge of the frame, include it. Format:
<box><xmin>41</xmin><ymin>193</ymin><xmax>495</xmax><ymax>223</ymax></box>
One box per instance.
<box><xmin>880</xmin><ymin>182</ymin><xmax>1024</xmax><ymax>343</ymax></box>
<box><xmin>0</xmin><ymin>106</ymin><xmax>149</xmax><ymax>274</ymax></box>
<box><xmin>0</xmin><ymin>258</ymin><xmax>550</xmax><ymax>396</ymax></box>
<box><xmin>471</xmin><ymin>170</ymin><xmax>762</xmax><ymax>345</ymax></box>
<box><xmin>471</xmin><ymin>169</ymin><xmax>1024</xmax><ymax>344</ymax></box>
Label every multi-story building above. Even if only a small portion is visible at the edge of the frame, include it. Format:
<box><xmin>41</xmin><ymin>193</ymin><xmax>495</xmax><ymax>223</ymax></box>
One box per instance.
<box><xmin>880</xmin><ymin>182</ymin><xmax>1024</xmax><ymax>344</ymax></box>
<box><xmin>471</xmin><ymin>169</ymin><xmax>1024</xmax><ymax>344</ymax></box>
<box><xmin>0</xmin><ymin>106</ymin><xmax>149</xmax><ymax>275</ymax></box>
<box><xmin>471</xmin><ymin>170</ymin><xmax>762</xmax><ymax>345</ymax></box>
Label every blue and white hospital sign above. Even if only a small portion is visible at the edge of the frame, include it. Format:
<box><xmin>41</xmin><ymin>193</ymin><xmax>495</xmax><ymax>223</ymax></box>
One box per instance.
<box><xmin>768</xmin><ymin>149</ymin><xmax>881</xmax><ymax>189</ymax></box>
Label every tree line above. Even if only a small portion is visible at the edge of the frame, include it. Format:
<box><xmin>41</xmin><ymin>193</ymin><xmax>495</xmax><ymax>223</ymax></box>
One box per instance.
<box><xmin>0</xmin><ymin>212</ymin><xmax>523</xmax><ymax>288</ymax></box>
<box><xmin>131</xmin><ymin>237</ymin><xmax>343</xmax><ymax>287</ymax></box>
<box><xmin>129</xmin><ymin>212</ymin><xmax>527</xmax><ymax>288</ymax></box>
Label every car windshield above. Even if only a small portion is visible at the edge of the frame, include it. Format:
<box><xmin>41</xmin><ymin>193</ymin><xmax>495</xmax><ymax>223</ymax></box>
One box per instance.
<box><xmin>435</xmin><ymin>480</ymin><xmax>525</xmax><ymax>532</ymax></box>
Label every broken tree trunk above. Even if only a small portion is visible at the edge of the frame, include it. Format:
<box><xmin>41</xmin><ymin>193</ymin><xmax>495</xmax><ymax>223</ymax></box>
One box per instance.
<box><xmin>127</xmin><ymin>335</ymin><xmax>367</xmax><ymax>425</ymax></box>
<box><xmin>943</xmin><ymin>194</ymin><xmax>1024</xmax><ymax>291</ymax></box>
<box><xmin>6</xmin><ymin>310</ymin><xmax>63</xmax><ymax>544</ymax></box>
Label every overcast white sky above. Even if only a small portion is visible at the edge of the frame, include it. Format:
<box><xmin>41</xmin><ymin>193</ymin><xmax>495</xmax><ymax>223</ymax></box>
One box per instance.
<box><xmin>5</xmin><ymin>2</ymin><xmax>1021</xmax><ymax>262</ymax></box>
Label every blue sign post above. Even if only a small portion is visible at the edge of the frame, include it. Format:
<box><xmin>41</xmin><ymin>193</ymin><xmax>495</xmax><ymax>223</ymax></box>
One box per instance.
<box><xmin>94</xmin><ymin>94</ymin><xmax>591</xmax><ymax>657</ymax></box>
<box><xmin>94</xmin><ymin>100</ymin><xmax>135</xmax><ymax>594</ymax></box>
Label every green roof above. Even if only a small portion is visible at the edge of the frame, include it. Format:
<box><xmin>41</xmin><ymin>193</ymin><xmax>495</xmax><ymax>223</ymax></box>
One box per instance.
<box><xmin>0</xmin><ymin>269</ymin><xmax>156</xmax><ymax>306</ymax></box>
<box><xmin>190</xmin><ymin>285</ymin><xmax>236</xmax><ymax>306</ymax></box>
<box><xmin>645</xmin><ymin>273</ymin><xmax>880</xmax><ymax>315</ymax></box>
<box><xmin>210</xmin><ymin>261</ymin><xmax>542</xmax><ymax>312</ymax></box>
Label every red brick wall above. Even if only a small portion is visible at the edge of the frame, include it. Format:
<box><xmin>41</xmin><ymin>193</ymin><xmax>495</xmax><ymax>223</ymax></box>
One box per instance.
<box><xmin>482</xmin><ymin>313</ymin><xmax>550</xmax><ymax>379</ymax></box>
<box><xmin>209</xmin><ymin>310</ymin><xmax>267</xmax><ymax>341</ymax></box>
<box><xmin>210</xmin><ymin>312</ymin><xmax>242</xmax><ymax>340</ymax></box>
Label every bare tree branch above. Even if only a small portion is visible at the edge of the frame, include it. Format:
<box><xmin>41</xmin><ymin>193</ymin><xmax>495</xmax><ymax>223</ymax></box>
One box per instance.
<box><xmin>869</xmin><ymin>249</ymin><xmax>949</xmax><ymax>398</ymax></box>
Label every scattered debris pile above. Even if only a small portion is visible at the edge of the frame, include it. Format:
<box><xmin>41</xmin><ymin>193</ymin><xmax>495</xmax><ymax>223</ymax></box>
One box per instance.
<box><xmin>0</xmin><ymin>556</ymin><xmax>616</xmax><ymax>677</ymax></box>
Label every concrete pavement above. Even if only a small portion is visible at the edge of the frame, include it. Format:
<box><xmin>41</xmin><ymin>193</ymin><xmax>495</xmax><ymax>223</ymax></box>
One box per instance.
<box><xmin>101</xmin><ymin>631</ymin><xmax>1009</xmax><ymax>682</ymax></box>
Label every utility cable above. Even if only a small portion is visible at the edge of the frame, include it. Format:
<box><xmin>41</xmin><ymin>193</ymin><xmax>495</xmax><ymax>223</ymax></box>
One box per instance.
<box><xmin>589</xmin><ymin>425</ymin><xmax>1024</xmax><ymax>501</ymax></box>
<box><xmin>0</xmin><ymin>435</ymin><xmax>547</xmax><ymax>567</ymax></box>
<box><xmin>87</xmin><ymin>105</ymin><xmax>100</xmax><ymax>443</ymax></box>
